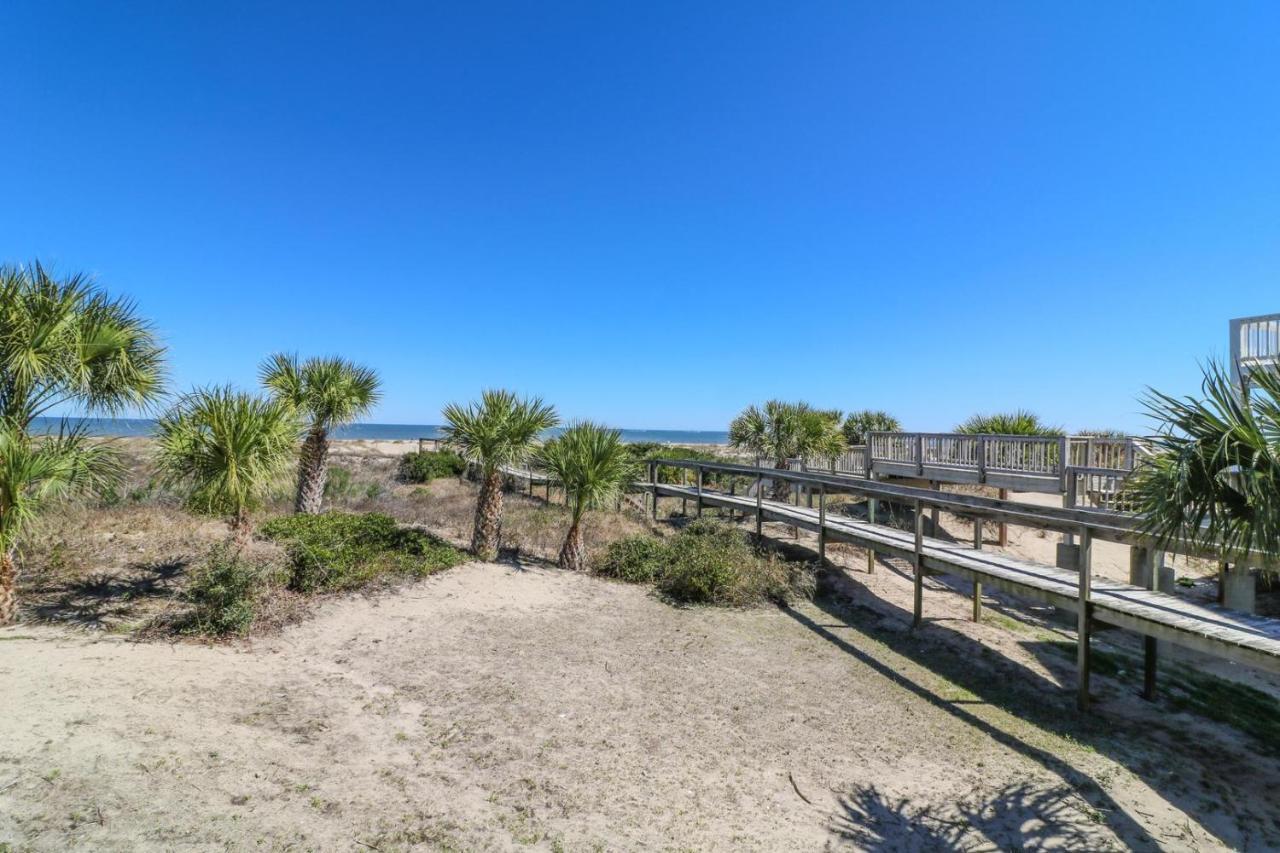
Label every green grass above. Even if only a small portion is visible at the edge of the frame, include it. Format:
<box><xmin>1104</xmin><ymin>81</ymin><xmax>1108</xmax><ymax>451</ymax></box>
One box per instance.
<box><xmin>1042</xmin><ymin>639</ymin><xmax>1280</xmax><ymax>753</ymax></box>
<box><xmin>262</xmin><ymin>511</ymin><xmax>468</xmax><ymax>593</ymax></box>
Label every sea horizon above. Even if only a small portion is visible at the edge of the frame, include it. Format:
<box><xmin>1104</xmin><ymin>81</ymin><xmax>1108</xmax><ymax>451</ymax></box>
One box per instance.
<box><xmin>30</xmin><ymin>417</ymin><xmax>730</xmax><ymax>446</ymax></box>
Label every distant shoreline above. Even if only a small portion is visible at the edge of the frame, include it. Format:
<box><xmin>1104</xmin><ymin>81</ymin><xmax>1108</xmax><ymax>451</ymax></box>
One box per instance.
<box><xmin>32</xmin><ymin>417</ymin><xmax>730</xmax><ymax>446</ymax></box>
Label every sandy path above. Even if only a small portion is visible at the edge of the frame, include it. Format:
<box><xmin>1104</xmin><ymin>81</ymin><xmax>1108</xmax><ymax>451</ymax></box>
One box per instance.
<box><xmin>2</xmin><ymin>559</ymin><xmax>1273</xmax><ymax>851</ymax></box>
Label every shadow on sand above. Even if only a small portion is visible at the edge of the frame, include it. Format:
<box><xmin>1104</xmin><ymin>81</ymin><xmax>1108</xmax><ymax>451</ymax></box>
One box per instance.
<box><xmin>783</xmin><ymin>571</ymin><xmax>1277</xmax><ymax>850</ymax></box>
<box><xmin>26</xmin><ymin>559</ymin><xmax>188</xmax><ymax>629</ymax></box>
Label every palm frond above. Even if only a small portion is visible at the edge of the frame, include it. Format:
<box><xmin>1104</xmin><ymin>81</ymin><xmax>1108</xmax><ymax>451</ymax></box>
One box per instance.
<box><xmin>537</xmin><ymin>422</ymin><xmax>633</xmax><ymax>521</ymax></box>
<box><xmin>441</xmin><ymin>389</ymin><xmax>559</xmax><ymax>472</ymax></box>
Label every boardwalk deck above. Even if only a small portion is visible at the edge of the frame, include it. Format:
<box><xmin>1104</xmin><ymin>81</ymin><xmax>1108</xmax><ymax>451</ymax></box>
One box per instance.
<box><xmin>648</xmin><ymin>481</ymin><xmax>1280</xmax><ymax>681</ymax></box>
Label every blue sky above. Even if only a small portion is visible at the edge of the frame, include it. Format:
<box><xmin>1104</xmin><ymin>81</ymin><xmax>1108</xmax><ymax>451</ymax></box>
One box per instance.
<box><xmin>2</xmin><ymin>2</ymin><xmax>1276</xmax><ymax>432</ymax></box>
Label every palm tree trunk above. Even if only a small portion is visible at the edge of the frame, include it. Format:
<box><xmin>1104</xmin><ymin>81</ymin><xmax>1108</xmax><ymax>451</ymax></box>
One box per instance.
<box><xmin>0</xmin><ymin>549</ymin><xmax>17</xmax><ymax>625</ymax></box>
<box><xmin>770</xmin><ymin>458</ymin><xmax>792</xmax><ymax>502</ymax></box>
<box><xmin>295</xmin><ymin>428</ymin><xmax>330</xmax><ymax>515</ymax></box>
<box><xmin>231</xmin><ymin>507</ymin><xmax>253</xmax><ymax>549</ymax></box>
<box><xmin>559</xmin><ymin>513</ymin><xmax>586</xmax><ymax>571</ymax></box>
<box><xmin>472</xmin><ymin>469</ymin><xmax>504</xmax><ymax>560</ymax></box>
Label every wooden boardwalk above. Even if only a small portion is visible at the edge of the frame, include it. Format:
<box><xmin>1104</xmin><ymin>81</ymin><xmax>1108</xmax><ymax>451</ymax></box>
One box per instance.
<box><xmin>644</xmin><ymin>461</ymin><xmax>1280</xmax><ymax>710</ymax></box>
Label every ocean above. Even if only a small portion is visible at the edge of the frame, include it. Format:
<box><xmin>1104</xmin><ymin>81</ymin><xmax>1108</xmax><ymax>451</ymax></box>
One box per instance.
<box><xmin>31</xmin><ymin>417</ymin><xmax>730</xmax><ymax>445</ymax></box>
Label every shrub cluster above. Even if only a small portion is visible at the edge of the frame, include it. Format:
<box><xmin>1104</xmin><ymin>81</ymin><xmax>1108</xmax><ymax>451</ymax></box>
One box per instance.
<box><xmin>597</xmin><ymin>519</ymin><xmax>812</xmax><ymax>606</ymax></box>
<box><xmin>261</xmin><ymin>511</ymin><xmax>468</xmax><ymax>593</ymax></box>
<box><xmin>184</xmin><ymin>545</ymin><xmax>283</xmax><ymax>636</ymax></box>
<box><xmin>398</xmin><ymin>450</ymin><xmax>467</xmax><ymax>483</ymax></box>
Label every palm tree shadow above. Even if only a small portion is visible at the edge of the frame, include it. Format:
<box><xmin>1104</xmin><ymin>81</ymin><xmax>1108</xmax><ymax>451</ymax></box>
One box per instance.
<box><xmin>781</xmin><ymin>595</ymin><xmax>1166</xmax><ymax>847</ymax></box>
<box><xmin>829</xmin><ymin>781</ymin><xmax>1106</xmax><ymax>851</ymax></box>
<box><xmin>26</xmin><ymin>559</ymin><xmax>188</xmax><ymax>628</ymax></box>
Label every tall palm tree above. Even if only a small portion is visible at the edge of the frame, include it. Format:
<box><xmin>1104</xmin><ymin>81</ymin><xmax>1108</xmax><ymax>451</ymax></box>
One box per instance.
<box><xmin>441</xmin><ymin>389</ymin><xmax>558</xmax><ymax>560</ymax></box>
<box><xmin>1129</xmin><ymin>361</ymin><xmax>1280</xmax><ymax>566</ymax></box>
<box><xmin>538</xmin><ymin>423</ymin><xmax>633</xmax><ymax>571</ymax></box>
<box><xmin>155</xmin><ymin>387</ymin><xmax>300</xmax><ymax>546</ymax></box>
<box><xmin>0</xmin><ymin>424</ymin><xmax>122</xmax><ymax>623</ymax></box>
<box><xmin>728</xmin><ymin>400</ymin><xmax>845</xmax><ymax>499</ymax></box>
<box><xmin>842</xmin><ymin>409</ymin><xmax>901</xmax><ymax>446</ymax></box>
<box><xmin>955</xmin><ymin>410</ymin><xmax>1063</xmax><ymax>436</ymax></box>
<box><xmin>0</xmin><ymin>262</ymin><xmax>166</xmax><ymax>624</ymax></box>
<box><xmin>260</xmin><ymin>353</ymin><xmax>381</xmax><ymax>514</ymax></box>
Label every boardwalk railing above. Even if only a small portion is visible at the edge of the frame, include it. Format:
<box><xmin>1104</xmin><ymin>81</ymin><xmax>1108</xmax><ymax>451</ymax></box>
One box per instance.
<box><xmin>1232</xmin><ymin>313</ymin><xmax>1280</xmax><ymax>385</ymax></box>
<box><xmin>644</xmin><ymin>457</ymin><xmax>1280</xmax><ymax>711</ymax></box>
<box><xmin>865</xmin><ymin>431</ymin><xmax>1144</xmax><ymax>494</ymax></box>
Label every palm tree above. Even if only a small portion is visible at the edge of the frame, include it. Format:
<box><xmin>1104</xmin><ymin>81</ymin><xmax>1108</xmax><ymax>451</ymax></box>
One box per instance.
<box><xmin>0</xmin><ymin>262</ymin><xmax>166</xmax><ymax>624</ymax></box>
<box><xmin>0</xmin><ymin>262</ymin><xmax>166</xmax><ymax>431</ymax></box>
<box><xmin>441</xmin><ymin>390</ymin><xmax>558</xmax><ymax>560</ymax></box>
<box><xmin>260</xmin><ymin>353</ymin><xmax>381</xmax><ymax>514</ymax></box>
<box><xmin>955</xmin><ymin>410</ymin><xmax>1063</xmax><ymax>436</ymax></box>
<box><xmin>0</xmin><ymin>424</ymin><xmax>122</xmax><ymax>623</ymax></box>
<box><xmin>728</xmin><ymin>400</ymin><xmax>844</xmax><ymax>499</ymax></box>
<box><xmin>155</xmin><ymin>387</ymin><xmax>300</xmax><ymax>546</ymax></box>
<box><xmin>1129</xmin><ymin>361</ymin><xmax>1280</xmax><ymax>566</ymax></box>
<box><xmin>842</xmin><ymin>409</ymin><xmax>901</xmax><ymax>445</ymax></box>
<box><xmin>537</xmin><ymin>423</ymin><xmax>633</xmax><ymax>571</ymax></box>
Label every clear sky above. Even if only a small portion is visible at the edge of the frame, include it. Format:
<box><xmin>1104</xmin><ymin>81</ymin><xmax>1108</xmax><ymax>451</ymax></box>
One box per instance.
<box><xmin>2</xmin><ymin>2</ymin><xmax>1277</xmax><ymax>432</ymax></box>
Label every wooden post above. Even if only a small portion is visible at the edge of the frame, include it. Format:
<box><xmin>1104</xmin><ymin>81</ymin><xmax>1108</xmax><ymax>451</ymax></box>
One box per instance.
<box><xmin>866</xmin><ymin>473</ymin><xmax>877</xmax><ymax>574</ymax></box>
<box><xmin>998</xmin><ymin>488</ymin><xmax>1009</xmax><ymax>546</ymax></box>
<box><xmin>972</xmin><ymin>512</ymin><xmax>983</xmax><ymax>621</ymax></box>
<box><xmin>912</xmin><ymin>498</ymin><xmax>924</xmax><ymax>628</ymax></box>
<box><xmin>695</xmin><ymin>465</ymin><xmax>703</xmax><ymax>518</ymax></box>
<box><xmin>1077</xmin><ymin>526</ymin><xmax>1093</xmax><ymax>712</ymax></box>
<box><xmin>976</xmin><ymin>436</ymin><xmax>987</xmax><ymax>484</ymax></box>
<box><xmin>418</xmin><ymin>437</ymin><xmax>426</xmax><ymax>454</ymax></box>
<box><xmin>915</xmin><ymin>434</ymin><xmax>924</xmax><ymax>477</ymax></box>
<box><xmin>929</xmin><ymin>481</ymin><xmax>940</xmax><ymax>532</ymax></box>
<box><xmin>681</xmin><ymin>467</ymin><xmax>688</xmax><ymax>516</ymax></box>
<box><xmin>1058</xmin><ymin>435</ymin><xmax>1071</xmax><ymax>493</ymax></box>
<box><xmin>728</xmin><ymin>481</ymin><xmax>736</xmax><ymax>522</ymax></box>
<box><xmin>818</xmin><ymin>485</ymin><xmax>827</xmax><ymax>565</ymax></box>
<box><xmin>755</xmin><ymin>472</ymin><xmax>763</xmax><ymax>538</ymax></box>
<box><xmin>1131</xmin><ymin>545</ymin><xmax>1159</xmax><ymax>701</ymax></box>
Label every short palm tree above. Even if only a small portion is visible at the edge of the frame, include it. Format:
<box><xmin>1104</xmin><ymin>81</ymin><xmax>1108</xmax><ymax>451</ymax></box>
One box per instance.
<box><xmin>0</xmin><ymin>424</ymin><xmax>122</xmax><ymax>623</ymax></box>
<box><xmin>260</xmin><ymin>353</ymin><xmax>381</xmax><ymax>514</ymax></box>
<box><xmin>441</xmin><ymin>390</ymin><xmax>558</xmax><ymax>560</ymax></box>
<box><xmin>729</xmin><ymin>400</ymin><xmax>845</xmax><ymax>499</ymax></box>
<box><xmin>0</xmin><ymin>261</ymin><xmax>166</xmax><ymax>430</ymax></box>
<box><xmin>537</xmin><ymin>423</ymin><xmax>634</xmax><ymax>571</ymax></box>
<box><xmin>1129</xmin><ymin>361</ymin><xmax>1280</xmax><ymax>566</ymax></box>
<box><xmin>155</xmin><ymin>387</ymin><xmax>300</xmax><ymax>546</ymax></box>
<box><xmin>955</xmin><ymin>410</ymin><xmax>1063</xmax><ymax>436</ymax></box>
<box><xmin>0</xmin><ymin>261</ymin><xmax>165</xmax><ymax>624</ymax></box>
<box><xmin>842</xmin><ymin>409</ymin><xmax>901</xmax><ymax>446</ymax></box>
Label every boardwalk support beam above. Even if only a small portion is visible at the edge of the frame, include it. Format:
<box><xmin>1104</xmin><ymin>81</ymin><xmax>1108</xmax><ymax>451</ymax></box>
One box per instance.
<box><xmin>913</xmin><ymin>498</ymin><xmax>924</xmax><ymax>628</ymax></box>
<box><xmin>1078</xmin><ymin>526</ymin><xmax>1093</xmax><ymax>712</ymax></box>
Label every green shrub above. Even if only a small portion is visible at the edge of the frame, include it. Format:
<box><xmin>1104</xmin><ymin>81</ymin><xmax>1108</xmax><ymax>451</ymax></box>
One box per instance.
<box><xmin>597</xmin><ymin>520</ymin><xmax>811</xmax><ymax>606</ymax></box>
<box><xmin>597</xmin><ymin>536</ymin><xmax>669</xmax><ymax>583</ymax></box>
<box><xmin>185</xmin><ymin>546</ymin><xmax>281</xmax><ymax>636</ymax></box>
<box><xmin>261</xmin><ymin>511</ymin><xmax>467</xmax><ymax>593</ymax></box>
<box><xmin>398</xmin><ymin>450</ymin><xmax>467</xmax><ymax>483</ymax></box>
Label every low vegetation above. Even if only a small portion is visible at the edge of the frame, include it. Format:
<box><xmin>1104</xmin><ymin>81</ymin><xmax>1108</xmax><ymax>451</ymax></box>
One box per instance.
<box><xmin>598</xmin><ymin>519</ymin><xmax>814</xmax><ymax>606</ymax></box>
<box><xmin>261</xmin><ymin>511</ymin><xmax>468</xmax><ymax>593</ymax></box>
<box><xmin>183</xmin><ymin>545</ymin><xmax>286</xmax><ymax>636</ymax></box>
<box><xmin>397</xmin><ymin>449</ymin><xmax>467</xmax><ymax>483</ymax></box>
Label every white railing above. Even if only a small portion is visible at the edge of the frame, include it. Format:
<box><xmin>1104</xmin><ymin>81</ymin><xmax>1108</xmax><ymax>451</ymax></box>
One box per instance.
<box><xmin>868</xmin><ymin>431</ymin><xmax>1142</xmax><ymax>480</ymax></box>
<box><xmin>803</xmin><ymin>446</ymin><xmax>866</xmax><ymax>475</ymax></box>
<box><xmin>1231</xmin><ymin>313</ymin><xmax>1280</xmax><ymax>386</ymax></box>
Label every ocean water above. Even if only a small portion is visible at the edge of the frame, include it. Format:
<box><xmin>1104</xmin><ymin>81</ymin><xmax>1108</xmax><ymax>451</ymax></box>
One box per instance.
<box><xmin>32</xmin><ymin>417</ymin><xmax>729</xmax><ymax>445</ymax></box>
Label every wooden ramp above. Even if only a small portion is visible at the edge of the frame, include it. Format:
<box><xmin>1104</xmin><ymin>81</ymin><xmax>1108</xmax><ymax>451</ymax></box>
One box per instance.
<box><xmin>650</xmin><ymin>482</ymin><xmax>1280</xmax><ymax>680</ymax></box>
